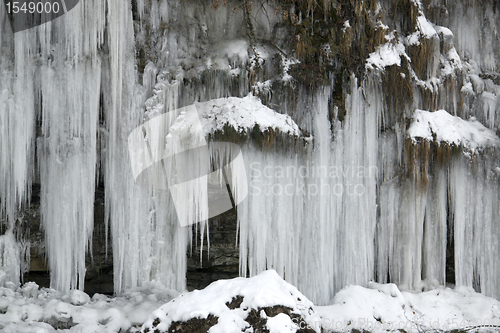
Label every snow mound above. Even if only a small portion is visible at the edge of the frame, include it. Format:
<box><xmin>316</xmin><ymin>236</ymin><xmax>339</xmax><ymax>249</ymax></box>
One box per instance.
<box><xmin>316</xmin><ymin>283</ymin><xmax>500</xmax><ymax>333</ymax></box>
<box><xmin>140</xmin><ymin>270</ymin><xmax>322</xmax><ymax>333</ymax></box>
<box><xmin>408</xmin><ymin>109</ymin><xmax>500</xmax><ymax>150</ymax></box>
<box><xmin>194</xmin><ymin>95</ymin><xmax>302</xmax><ymax>137</ymax></box>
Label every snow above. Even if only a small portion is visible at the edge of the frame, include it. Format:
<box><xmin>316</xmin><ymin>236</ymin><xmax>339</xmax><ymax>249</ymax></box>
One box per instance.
<box><xmin>435</xmin><ymin>25</ymin><xmax>453</xmax><ymax>37</ymax></box>
<box><xmin>316</xmin><ymin>283</ymin><xmax>500</xmax><ymax>333</ymax></box>
<box><xmin>342</xmin><ymin>20</ymin><xmax>351</xmax><ymax>32</ymax></box>
<box><xmin>266</xmin><ymin>313</ymin><xmax>298</xmax><ymax>333</ymax></box>
<box><xmin>194</xmin><ymin>95</ymin><xmax>302</xmax><ymax>136</ymax></box>
<box><xmin>144</xmin><ymin>94</ymin><xmax>301</xmax><ymax>139</ymax></box>
<box><xmin>366</xmin><ymin>42</ymin><xmax>407</xmax><ymax>70</ymax></box>
<box><xmin>141</xmin><ymin>270</ymin><xmax>322</xmax><ymax>333</ymax></box>
<box><xmin>440</xmin><ymin>47</ymin><xmax>462</xmax><ymax>76</ymax></box>
<box><xmin>416</xmin><ymin>16</ymin><xmax>437</xmax><ymax>38</ymax></box>
<box><xmin>461</xmin><ymin>82</ymin><xmax>474</xmax><ymax>94</ymax></box>
<box><xmin>151</xmin><ymin>94</ymin><xmax>302</xmax><ymax>144</ymax></box>
<box><xmin>65</xmin><ymin>290</ymin><xmax>91</xmax><ymax>306</ymax></box>
<box><xmin>4</xmin><ymin>273</ymin><xmax>500</xmax><ymax>333</ymax></box>
<box><xmin>408</xmin><ymin>15</ymin><xmax>439</xmax><ymax>46</ymax></box>
<box><xmin>0</xmin><ymin>281</ymin><xmax>178</xmax><ymax>333</ymax></box>
<box><xmin>408</xmin><ymin>109</ymin><xmax>500</xmax><ymax>150</ymax></box>
<box><xmin>1</xmin><ymin>0</ymin><xmax>500</xmax><ymax>327</ymax></box>
<box><xmin>281</xmin><ymin>55</ymin><xmax>300</xmax><ymax>82</ymax></box>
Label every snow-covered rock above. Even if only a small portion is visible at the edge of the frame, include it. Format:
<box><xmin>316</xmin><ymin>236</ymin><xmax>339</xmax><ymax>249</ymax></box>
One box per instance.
<box><xmin>140</xmin><ymin>270</ymin><xmax>321</xmax><ymax>333</ymax></box>
<box><xmin>408</xmin><ymin>109</ymin><xmax>500</xmax><ymax>151</ymax></box>
<box><xmin>145</xmin><ymin>94</ymin><xmax>302</xmax><ymax>138</ymax></box>
<box><xmin>195</xmin><ymin>95</ymin><xmax>302</xmax><ymax>137</ymax></box>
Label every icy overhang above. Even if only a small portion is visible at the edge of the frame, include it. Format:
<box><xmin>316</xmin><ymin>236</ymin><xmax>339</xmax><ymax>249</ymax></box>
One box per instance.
<box><xmin>408</xmin><ymin>109</ymin><xmax>500</xmax><ymax>151</ymax></box>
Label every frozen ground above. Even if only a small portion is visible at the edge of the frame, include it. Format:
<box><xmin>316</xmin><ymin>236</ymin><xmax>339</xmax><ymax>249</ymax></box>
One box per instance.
<box><xmin>1</xmin><ymin>270</ymin><xmax>500</xmax><ymax>332</ymax></box>
<box><xmin>0</xmin><ymin>281</ymin><xmax>179</xmax><ymax>333</ymax></box>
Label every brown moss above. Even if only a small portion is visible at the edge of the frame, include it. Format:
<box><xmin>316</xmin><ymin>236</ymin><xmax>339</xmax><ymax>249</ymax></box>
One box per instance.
<box><xmin>207</xmin><ymin>123</ymin><xmax>308</xmax><ymax>155</ymax></box>
<box><xmin>435</xmin><ymin>143</ymin><xmax>452</xmax><ymax>167</ymax></box>
<box><xmin>329</xmin><ymin>69</ymin><xmax>349</xmax><ymax>124</ymax></box>
<box><xmin>381</xmin><ymin>57</ymin><xmax>413</xmax><ymax>126</ymax></box>
<box><xmin>289</xmin><ymin>62</ymin><xmax>331</xmax><ymax>88</ymax></box>
<box><xmin>406</xmin><ymin>137</ymin><xmax>467</xmax><ymax>192</ymax></box>
<box><xmin>390</xmin><ymin>0</ymin><xmax>419</xmax><ymax>35</ymax></box>
<box><xmin>405</xmin><ymin>138</ymin><xmax>430</xmax><ymax>190</ymax></box>
<box><xmin>407</xmin><ymin>37</ymin><xmax>439</xmax><ymax>81</ymax></box>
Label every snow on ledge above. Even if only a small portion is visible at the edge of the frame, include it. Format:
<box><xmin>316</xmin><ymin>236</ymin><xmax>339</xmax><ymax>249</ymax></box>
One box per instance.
<box><xmin>408</xmin><ymin>109</ymin><xmax>500</xmax><ymax>150</ymax></box>
<box><xmin>194</xmin><ymin>95</ymin><xmax>302</xmax><ymax>137</ymax></box>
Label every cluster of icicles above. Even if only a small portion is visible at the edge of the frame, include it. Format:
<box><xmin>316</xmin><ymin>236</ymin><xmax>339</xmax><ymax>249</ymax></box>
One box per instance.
<box><xmin>0</xmin><ymin>0</ymin><xmax>499</xmax><ymax>306</ymax></box>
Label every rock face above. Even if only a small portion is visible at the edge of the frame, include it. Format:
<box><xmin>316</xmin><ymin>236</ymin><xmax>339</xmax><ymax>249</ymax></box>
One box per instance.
<box><xmin>187</xmin><ymin>208</ymin><xmax>240</xmax><ymax>291</ymax></box>
<box><xmin>140</xmin><ymin>270</ymin><xmax>321</xmax><ymax>333</ymax></box>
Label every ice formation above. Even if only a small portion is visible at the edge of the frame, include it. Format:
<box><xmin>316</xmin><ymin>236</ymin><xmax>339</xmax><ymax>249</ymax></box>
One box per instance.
<box><xmin>0</xmin><ymin>231</ymin><xmax>20</xmax><ymax>288</ymax></box>
<box><xmin>103</xmin><ymin>0</ymin><xmax>190</xmax><ymax>294</ymax></box>
<box><xmin>0</xmin><ymin>0</ymin><xmax>500</xmax><ymax>315</ymax></box>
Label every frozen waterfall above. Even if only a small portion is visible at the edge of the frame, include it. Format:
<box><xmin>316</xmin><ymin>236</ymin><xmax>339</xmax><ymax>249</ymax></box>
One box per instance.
<box><xmin>0</xmin><ymin>0</ymin><xmax>499</xmax><ymax>307</ymax></box>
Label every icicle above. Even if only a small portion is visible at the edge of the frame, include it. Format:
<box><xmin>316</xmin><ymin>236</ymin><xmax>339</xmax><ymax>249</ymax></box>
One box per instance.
<box><xmin>449</xmin><ymin>155</ymin><xmax>474</xmax><ymax>289</ymax></box>
<box><xmin>38</xmin><ymin>57</ymin><xmax>100</xmax><ymax>291</ymax></box>
<box><xmin>0</xmin><ymin>4</ymin><xmax>38</xmax><ymax>288</ymax></box>
<box><xmin>422</xmin><ymin>167</ymin><xmax>447</xmax><ymax>288</ymax></box>
<box><xmin>238</xmin><ymin>78</ymin><xmax>380</xmax><ymax>305</ymax></box>
<box><xmin>0</xmin><ymin>23</ymin><xmax>36</xmax><ymax>229</ymax></box>
<box><xmin>105</xmin><ymin>0</ymin><xmax>190</xmax><ymax>290</ymax></box>
<box><xmin>33</xmin><ymin>0</ymin><xmax>106</xmax><ymax>292</ymax></box>
<box><xmin>449</xmin><ymin>152</ymin><xmax>500</xmax><ymax>297</ymax></box>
